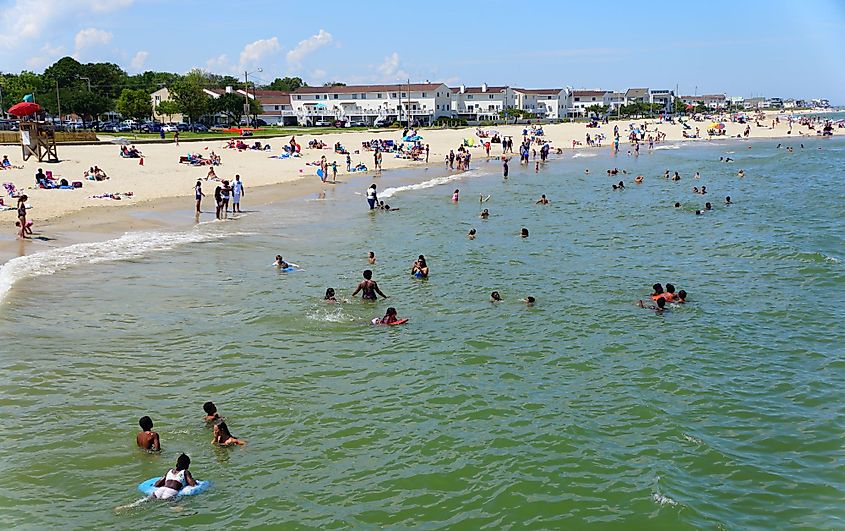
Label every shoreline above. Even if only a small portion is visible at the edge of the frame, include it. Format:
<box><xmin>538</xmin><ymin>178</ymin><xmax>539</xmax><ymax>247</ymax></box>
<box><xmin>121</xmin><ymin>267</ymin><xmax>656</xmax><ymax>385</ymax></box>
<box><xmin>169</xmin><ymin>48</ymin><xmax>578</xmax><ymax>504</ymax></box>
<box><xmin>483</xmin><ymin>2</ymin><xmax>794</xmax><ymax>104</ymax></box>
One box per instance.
<box><xmin>0</xmin><ymin>112</ymin><xmax>834</xmax><ymax>265</ymax></box>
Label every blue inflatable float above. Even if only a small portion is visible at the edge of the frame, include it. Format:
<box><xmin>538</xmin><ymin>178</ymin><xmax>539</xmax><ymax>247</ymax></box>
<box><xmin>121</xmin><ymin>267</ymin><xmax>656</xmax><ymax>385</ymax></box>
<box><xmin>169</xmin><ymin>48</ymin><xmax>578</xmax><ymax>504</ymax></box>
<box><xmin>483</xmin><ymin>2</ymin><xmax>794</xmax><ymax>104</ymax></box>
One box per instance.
<box><xmin>138</xmin><ymin>477</ymin><xmax>211</xmax><ymax>497</ymax></box>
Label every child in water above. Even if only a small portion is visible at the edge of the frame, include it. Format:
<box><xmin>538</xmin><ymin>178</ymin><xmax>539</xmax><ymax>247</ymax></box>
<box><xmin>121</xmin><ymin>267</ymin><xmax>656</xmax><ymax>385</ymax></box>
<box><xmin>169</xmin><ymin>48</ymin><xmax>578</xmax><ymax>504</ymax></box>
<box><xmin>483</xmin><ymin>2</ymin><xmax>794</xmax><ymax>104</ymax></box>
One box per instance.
<box><xmin>274</xmin><ymin>255</ymin><xmax>289</xmax><ymax>268</ymax></box>
<box><xmin>325</xmin><ymin>288</ymin><xmax>337</xmax><ymax>302</ymax></box>
<box><xmin>524</xmin><ymin>296</ymin><xmax>536</xmax><ymax>306</ymax></box>
<box><xmin>212</xmin><ymin>420</ymin><xmax>246</xmax><ymax>446</ymax></box>
<box><xmin>452</xmin><ymin>189</ymin><xmax>460</xmax><ymax>202</ymax></box>
<box><xmin>468</xmin><ymin>228</ymin><xmax>476</xmax><ymax>240</ymax></box>
<box><xmin>638</xmin><ymin>297</ymin><xmax>667</xmax><ymax>313</ymax></box>
<box><xmin>491</xmin><ymin>291</ymin><xmax>503</xmax><ymax>302</ymax></box>
<box><xmin>521</xmin><ymin>228</ymin><xmax>529</xmax><ymax>238</ymax></box>
<box><xmin>203</xmin><ymin>401</ymin><xmax>221</xmax><ymax>423</ymax></box>
<box><xmin>151</xmin><ymin>453</ymin><xmax>198</xmax><ymax>500</ymax></box>
<box><xmin>368</xmin><ymin>251</ymin><xmax>376</xmax><ymax>264</ymax></box>
<box><xmin>136</xmin><ymin>416</ymin><xmax>161</xmax><ymax>451</ymax></box>
<box><xmin>374</xmin><ymin>307</ymin><xmax>403</xmax><ymax>325</ymax></box>
<box><xmin>480</xmin><ymin>209</ymin><xmax>489</xmax><ymax>219</ymax></box>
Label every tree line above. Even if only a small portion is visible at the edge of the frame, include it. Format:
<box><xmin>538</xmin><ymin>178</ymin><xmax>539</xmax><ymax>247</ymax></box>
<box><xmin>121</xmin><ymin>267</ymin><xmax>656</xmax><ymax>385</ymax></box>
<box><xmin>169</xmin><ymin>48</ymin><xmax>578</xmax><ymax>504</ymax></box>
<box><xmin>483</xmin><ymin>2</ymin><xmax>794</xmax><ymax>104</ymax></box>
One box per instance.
<box><xmin>0</xmin><ymin>56</ymin><xmax>310</xmax><ymax>125</ymax></box>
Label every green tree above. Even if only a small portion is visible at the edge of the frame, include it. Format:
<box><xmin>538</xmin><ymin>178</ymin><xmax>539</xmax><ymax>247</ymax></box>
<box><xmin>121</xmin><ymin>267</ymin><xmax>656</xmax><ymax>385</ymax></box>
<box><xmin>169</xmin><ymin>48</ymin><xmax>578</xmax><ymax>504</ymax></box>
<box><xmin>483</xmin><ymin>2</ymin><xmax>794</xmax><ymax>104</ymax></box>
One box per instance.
<box><xmin>212</xmin><ymin>92</ymin><xmax>248</xmax><ymax>125</ymax></box>
<box><xmin>65</xmin><ymin>90</ymin><xmax>111</xmax><ymax>124</ymax></box>
<box><xmin>156</xmin><ymin>100</ymin><xmax>180</xmax><ymax>122</ymax></box>
<box><xmin>81</xmin><ymin>62</ymin><xmax>128</xmax><ymax>99</ymax></box>
<box><xmin>585</xmin><ymin>104</ymin><xmax>610</xmax><ymax>117</ymax></box>
<box><xmin>115</xmin><ymin>88</ymin><xmax>152</xmax><ymax>125</ymax></box>
<box><xmin>171</xmin><ymin>76</ymin><xmax>209</xmax><ymax>123</ymax></box>
<box><xmin>43</xmin><ymin>57</ymin><xmax>84</xmax><ymax>87</ymax></box>
<box><xmin>267</xmin><ymin>76</ymin><xmax>306</xmax><ymax>92</ymax></box>
<box><xmin>323</xmin><ymin>81</ymin><xmax>346</xmax><ymax>87</ymax></box>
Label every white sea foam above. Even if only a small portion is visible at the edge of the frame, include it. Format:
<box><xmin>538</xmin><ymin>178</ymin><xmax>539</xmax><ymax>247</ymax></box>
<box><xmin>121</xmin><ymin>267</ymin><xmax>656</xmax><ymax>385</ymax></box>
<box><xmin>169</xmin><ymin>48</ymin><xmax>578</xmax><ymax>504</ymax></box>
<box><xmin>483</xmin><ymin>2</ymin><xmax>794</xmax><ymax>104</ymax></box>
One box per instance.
<box><xmin>571</xmin><ymin>152</ymin><xmax>597</xmax><ymax>158</ymax></box>
<box><xmin>307</xmin><ymin>306</ymin><xmax>353</xmax><ymax>323</ymax></box>
<box><xmin>652</xmin><ymin>493</ymin><xmax>678</xmax><ymax>507</ymax></box>
<box><xmin>683</xmin><ymin>433</ymin><xmax>704</xmax><ymax>445</ymax></box>
<box><xmin>0</xmin><ymin>229</ymin><xmax>240</xmax><ymax>303</ymax></box>
<box><xmin>379</xmin><ymin>170</ymin><xmax>481</xmax><ymax>199</ymax></box>
<box><xmin>653</xmin><ymin>145</ymin><xmax>681</xmax><ymax>150</ymax></box>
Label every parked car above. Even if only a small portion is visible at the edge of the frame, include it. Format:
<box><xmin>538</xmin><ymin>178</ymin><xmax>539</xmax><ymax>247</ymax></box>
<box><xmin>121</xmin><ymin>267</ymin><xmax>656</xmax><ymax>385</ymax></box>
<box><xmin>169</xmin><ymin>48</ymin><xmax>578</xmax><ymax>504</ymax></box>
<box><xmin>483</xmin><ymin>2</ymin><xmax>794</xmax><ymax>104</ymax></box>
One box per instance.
<box><xmin>161</xmin><ymin>124</ymin><xmax>179</xmax><ymax>133</ymax></box>
<box><xmin>314</xmin><ymin>119</ymin><xmax>332</xmax><ymax>127</ymax></box>
<box><xmin>349</xmin><ymin>120</ymin><xmax>367</xmax><ymax>127</ymax></box>
<box><xmin>176</xmin><ymin>123</ymin><xmax>190</xmax><ymax>132</ymax></box>
<box><xmin>189</xmin><ymin>123</ymin><xmax>208</xmax><ymax>133</ymax></box>
<box><xmin>139</xmin><ymin>122</ymin><xmax>162</xmax><ymax>133</ymax></box>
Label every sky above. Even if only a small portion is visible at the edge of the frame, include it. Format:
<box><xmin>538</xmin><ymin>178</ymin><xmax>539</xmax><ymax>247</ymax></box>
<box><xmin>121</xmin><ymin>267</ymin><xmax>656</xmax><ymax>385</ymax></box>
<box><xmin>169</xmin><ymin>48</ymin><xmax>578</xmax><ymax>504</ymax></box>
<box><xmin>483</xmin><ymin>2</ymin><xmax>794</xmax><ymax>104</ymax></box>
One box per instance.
<box><xmin>1</xmin><ymin>0</ymin><xmax>844</xmax><ymax>103</ymax></box>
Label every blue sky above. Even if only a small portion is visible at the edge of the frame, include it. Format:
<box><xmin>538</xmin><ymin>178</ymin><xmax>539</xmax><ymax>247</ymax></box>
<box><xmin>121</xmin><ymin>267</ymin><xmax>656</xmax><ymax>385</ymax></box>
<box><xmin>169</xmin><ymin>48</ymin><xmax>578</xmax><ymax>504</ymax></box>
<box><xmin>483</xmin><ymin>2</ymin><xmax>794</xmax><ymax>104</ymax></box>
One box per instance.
<box><xmin>1</xmin><ymin>0</ymin><xmax>844</xmax><ymax>102</ymax></box>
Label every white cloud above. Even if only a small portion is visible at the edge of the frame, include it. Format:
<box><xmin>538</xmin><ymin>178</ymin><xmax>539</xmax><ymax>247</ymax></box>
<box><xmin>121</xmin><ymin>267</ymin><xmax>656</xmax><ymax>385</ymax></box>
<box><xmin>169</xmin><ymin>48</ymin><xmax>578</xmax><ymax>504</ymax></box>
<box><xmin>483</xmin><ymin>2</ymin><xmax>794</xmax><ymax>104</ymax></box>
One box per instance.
<box><xmin>205</xmin><ymin>54</ymin><xmax>234</xmax><ymax>74</ymax></box>
<box><xmin>310</xmin><ymin>68</ymin><xmax>327</xmax><ymax>81</ymax></box>
<box><xmin>239</xmin><ymin>37</ymin><xmax>281</xmax><ymax>69</ymax></box>
<box><xmin>131</xmin><ymin>51</ymin><xmax>149</xmax><ymax>71</ymax></box>
<box><xmin>89</xmin><ymin>0</ymin><xmax>134</xmax><ymax>12</ymax></box>
<box><xmin>375</xmin><ymin>52</ymin><xmax>409</xmax><ymax>81</ymax></box>
<box><xmin>74</xmin><ymin>27</ymin><xmax>112</xmax><ymax>54</ymax></box>
<box><xmin>286</xmin><ymin>29</ymin><xmax>333</xmax><ymax>68</ymax></box>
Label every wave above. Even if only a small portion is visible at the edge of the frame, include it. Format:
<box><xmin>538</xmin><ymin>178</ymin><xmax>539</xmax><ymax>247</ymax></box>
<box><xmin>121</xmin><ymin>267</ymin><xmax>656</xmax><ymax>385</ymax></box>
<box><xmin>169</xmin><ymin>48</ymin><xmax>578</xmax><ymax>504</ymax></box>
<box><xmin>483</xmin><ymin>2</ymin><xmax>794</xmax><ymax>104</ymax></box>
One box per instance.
<box><xmin>0</xmin><ymin>229</ymin><xmax>241</xmax><ymax>304</ymax></box>
<box><xmin>571</xmin><ymin>152</ymin><xmax>597</xmax><ymax>158</ymax></box>
<box><xmin>652</xmin><ymin>493</ymin><xmax>678</xmax><ymax>507</ymax></box>
<box><xmin>379</xmin><ymin>169</ymin><xmax>482</xmax><ymax>199</ymax></box>
<box><xmin>653</xmin><ymin>145</ymin><xmax>681</xmax><ymax>150</ymax></box>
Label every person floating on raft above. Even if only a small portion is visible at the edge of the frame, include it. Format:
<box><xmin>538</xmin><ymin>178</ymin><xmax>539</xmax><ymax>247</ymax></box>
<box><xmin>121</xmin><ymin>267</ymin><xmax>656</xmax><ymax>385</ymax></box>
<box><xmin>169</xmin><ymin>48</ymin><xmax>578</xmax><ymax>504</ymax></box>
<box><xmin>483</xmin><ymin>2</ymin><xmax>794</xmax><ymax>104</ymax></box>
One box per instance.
<box><xmin>150</xmin><ymin>454</ymin><xmax>199</xmax><ymax>500</ymax></box>
<box><xmin>372</xmin><ymin>307</ymin><xmax>407</xmax><ymax>325</ymax></box>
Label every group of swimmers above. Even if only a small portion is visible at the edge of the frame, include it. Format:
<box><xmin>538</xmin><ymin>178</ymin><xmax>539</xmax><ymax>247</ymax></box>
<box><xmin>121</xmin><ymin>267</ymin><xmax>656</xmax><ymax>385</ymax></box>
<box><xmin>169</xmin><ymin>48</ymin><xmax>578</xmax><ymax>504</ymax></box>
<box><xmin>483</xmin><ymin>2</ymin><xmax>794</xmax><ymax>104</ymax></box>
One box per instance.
<box><xmin>638</xmin><ymin>283</ymin><xmax>688</xmax><ymax>313</ymax></box>
<box><xmin>133</xmin><ymin>401</ymin><xmax>244</xmax><ymax>501</ymax></box>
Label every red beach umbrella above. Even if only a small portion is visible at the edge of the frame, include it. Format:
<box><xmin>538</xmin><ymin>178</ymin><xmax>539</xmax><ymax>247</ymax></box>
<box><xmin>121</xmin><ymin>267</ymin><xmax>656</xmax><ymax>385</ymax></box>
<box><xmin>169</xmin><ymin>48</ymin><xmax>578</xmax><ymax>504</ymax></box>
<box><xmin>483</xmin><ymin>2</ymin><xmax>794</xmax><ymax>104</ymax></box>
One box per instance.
<box><xmin>8</xmin><ymin>101</ymin><xmax>42</xmax><ymax>117</ymax></box>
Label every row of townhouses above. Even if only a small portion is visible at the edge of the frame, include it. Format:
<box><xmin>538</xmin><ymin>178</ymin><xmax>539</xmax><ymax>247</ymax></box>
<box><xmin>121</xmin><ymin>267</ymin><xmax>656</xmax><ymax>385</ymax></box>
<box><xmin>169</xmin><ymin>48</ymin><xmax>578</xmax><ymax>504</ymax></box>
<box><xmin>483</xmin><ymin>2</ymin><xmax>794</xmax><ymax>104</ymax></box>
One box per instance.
<box><xmin>151</xmin><ymin>83</ymin><xmax>826</xmax><ymax>126</ymax></box>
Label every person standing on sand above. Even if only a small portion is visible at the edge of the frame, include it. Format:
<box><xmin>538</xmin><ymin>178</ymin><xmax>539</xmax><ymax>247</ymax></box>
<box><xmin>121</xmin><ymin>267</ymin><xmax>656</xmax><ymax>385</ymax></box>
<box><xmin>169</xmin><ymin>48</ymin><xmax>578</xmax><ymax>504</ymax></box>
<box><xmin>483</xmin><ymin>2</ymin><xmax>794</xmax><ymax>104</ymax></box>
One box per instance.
<box><xmin>425</xmin><ymin>144</ymin><xmax>430</xmax><ymax>163</ymax></box>
<box><xmin>214</xmin><ymin>183</ymin><xmax>223</xmax><ymax>219</ymax></box>
<box><xmin>332</xmin><ymin>161</ymin><xmax>337</xmax><ymax>183</ymax></box>
<box><xmin>195</xmin><ymin>181</ymin><xmax>205</xmax><ymax>213</ymax></box>
<box><xmin>220</xmin><ymin>180</ymin><xmax>231</xmax><ymax>217</ymax></box>
<box><xmin>346</xmin><ymin>153</ymin><xmax>351</xmax><ymax>172</ymax></box>
<box><xmin>232</xmin><ymin>175</ymin><xmax>245</xmax><ymax>213</ymax></box>
<box><xmin>16</xmin><ymin>194</ymin><xmax>28</xmax><ymax>239</ymax></box>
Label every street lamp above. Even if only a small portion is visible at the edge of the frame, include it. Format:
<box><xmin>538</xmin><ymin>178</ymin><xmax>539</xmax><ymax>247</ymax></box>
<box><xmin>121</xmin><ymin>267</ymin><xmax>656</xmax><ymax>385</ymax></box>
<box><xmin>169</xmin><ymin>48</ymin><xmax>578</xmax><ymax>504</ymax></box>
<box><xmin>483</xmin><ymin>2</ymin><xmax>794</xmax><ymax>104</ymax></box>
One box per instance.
<box><xmin>244</xmin><ymin>68</ymin><xmax>262</xmax><ymax>127</ymax></box>
<box><xmin>79</xmin><ymin>76</ymin><xmax>91</xmax><ymax>92</ymax></box>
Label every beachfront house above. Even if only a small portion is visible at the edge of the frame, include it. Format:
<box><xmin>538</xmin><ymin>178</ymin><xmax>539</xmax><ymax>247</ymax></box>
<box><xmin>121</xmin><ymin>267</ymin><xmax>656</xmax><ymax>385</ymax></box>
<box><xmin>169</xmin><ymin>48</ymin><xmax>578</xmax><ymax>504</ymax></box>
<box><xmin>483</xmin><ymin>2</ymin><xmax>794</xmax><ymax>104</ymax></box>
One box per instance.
<box><xmin>567</xmin><ymin>90</ymin><xmax>609</xmax><ymax>117</ymax></box>
<box><xmin>742</xmin><ymin>97</ymin><xmax>766</xmax><ymax>110</ymax></box>
<box><xmin>680</xmin><ymin>94</ymin><xmax>728</xmax><ymax>110</ymax></box>
<box><xmin>649</xmin><ymin>89</ymin><xmax>675</xmax><ymax>113</ymax></box>
<box><xmin>150</xmin><ymin>87</ymin><xmax>184</xmax><ymax>123</ymax></box>
<box><xmin>604</xmin><ymin>92</ymin><xmax>626</xmax><ymax>112</ymax></box>
<box><xmin>450</xmin><ymin>84</ymin><xmax>515</xmax><ymax>122</ymax></box>
<box><xmin>290</xmin><ymin>83</ymin><xmax>452</xmax><ymax>127</ymax></box>
<box><xmin>624</xmin><ymin>88</ymin><xmax>650</xmax><ymax>105</ymax></box>
<box><xmin>512</xmin><ymin>88</ymin><xmax>570</xmax><ymax>120</ymax></box>
<box><xmin>237</xmin><ymin>89</ymin><xmax>296</xmax><ymax>126</ymax></box>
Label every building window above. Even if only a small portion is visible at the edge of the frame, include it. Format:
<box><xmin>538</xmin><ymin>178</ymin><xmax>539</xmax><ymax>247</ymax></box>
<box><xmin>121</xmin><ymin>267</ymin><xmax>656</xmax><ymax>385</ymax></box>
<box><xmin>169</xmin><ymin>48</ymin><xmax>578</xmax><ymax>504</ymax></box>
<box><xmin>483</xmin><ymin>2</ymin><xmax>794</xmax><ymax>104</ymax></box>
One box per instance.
<box><xmin>351</xmin><ymin>94</ymin><xmax>357</xmax><ymax>99</ymax></box>
<box><xmin>574</xmin><ymin>97</ymin><xmax>580</xmax><ymax>102</ymax></box>
<box><xmin>274</xmin><ymin>105</ymin><xmax>279</xmax><ymax>110</ymax></box>
<box><xmin>422</xmin><ymin>92</ymin><xmax>427</xmax><ymax>97</ymax></box>
<box><xmin>296</xmin><ymin>95</ymin><xmax>301</xmax><ymax>100</ymax></box>
<box><xmin>391</xmin><ymin>93</ymin><xmax>397</xmax><ymax>98</ymax></box>
<box><xmin>361</xmin><ymin>93</ymin><xmax>366</xmax><ymax>99</ymax></box>
<box><xmin>489</xmin><ymin>94</ymin><xmax>493</xmax><ymax>99</ymax></box>
<box><xmin>377</xmin><ymin>93</ymin><xmax>382</xmax><ymax>98</ymax></box>
<box><xmin>468</xmin><ymin>94</ymin><xmax>473</xmax><ymax>99</ymax></box>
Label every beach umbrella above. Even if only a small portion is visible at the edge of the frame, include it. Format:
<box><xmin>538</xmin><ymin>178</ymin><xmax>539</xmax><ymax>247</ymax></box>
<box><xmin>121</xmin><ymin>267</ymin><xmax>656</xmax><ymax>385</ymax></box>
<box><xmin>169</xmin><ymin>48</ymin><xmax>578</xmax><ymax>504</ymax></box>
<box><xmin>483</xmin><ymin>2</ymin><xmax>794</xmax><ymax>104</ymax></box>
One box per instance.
<box><xmin>7</xmin><ymin>101</ymin><xmax>41</xmax><ymax>117</ymax></box>
<box><xmin>314</xmin><ymin>103</ymin><xmax>326</xmax><ymax>109</ymax></box>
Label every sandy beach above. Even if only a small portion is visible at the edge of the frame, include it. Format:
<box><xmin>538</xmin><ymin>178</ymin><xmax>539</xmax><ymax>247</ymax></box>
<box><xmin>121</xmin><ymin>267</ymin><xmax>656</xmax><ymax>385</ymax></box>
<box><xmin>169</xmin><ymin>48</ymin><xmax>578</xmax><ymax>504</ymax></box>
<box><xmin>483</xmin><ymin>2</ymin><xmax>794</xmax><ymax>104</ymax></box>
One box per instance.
<box><xmin>0</xmin><ymin>111</ymin><xmax>823</xmax><ymax>248</ymax></box>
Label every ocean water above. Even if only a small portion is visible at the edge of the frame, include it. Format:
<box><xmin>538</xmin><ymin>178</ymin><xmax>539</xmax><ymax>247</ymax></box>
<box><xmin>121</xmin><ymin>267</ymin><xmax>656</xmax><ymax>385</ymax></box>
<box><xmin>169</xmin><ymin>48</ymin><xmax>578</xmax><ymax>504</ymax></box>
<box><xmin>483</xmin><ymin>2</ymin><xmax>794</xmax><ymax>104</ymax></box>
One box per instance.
<box><xmin>0</xmin><ymin>137</ymin><xmax>843</xmax><ymax>529</ymax></box>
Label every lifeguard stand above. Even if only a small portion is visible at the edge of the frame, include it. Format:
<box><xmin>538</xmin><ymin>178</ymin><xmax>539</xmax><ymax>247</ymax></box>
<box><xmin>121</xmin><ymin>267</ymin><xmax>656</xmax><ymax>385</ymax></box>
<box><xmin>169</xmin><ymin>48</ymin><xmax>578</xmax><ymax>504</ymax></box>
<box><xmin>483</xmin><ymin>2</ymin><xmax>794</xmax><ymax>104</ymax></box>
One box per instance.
<box><xmin>19</xmin><ymin>121</ymin><xmax>59</xmax><ymax>162</ymax></box>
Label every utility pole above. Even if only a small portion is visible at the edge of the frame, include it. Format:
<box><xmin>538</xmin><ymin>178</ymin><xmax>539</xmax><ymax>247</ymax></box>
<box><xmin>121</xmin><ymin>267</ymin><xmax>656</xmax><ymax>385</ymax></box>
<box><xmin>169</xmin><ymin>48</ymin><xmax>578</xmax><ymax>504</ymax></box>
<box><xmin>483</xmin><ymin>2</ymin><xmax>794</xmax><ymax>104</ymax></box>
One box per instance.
<box><xmin>244</xmin><ymin>70</ymin><xmax>250</xmax><ymax>127</ymax></box>
<box><xmin>55</xmin><ymin>80</ymin><xmax>61</xmax><ymax>125</ymax></box>
<box><xmin>80</xmin><ymin>76</ymin><xmax>91</xmax><ymax>92</ymax></box>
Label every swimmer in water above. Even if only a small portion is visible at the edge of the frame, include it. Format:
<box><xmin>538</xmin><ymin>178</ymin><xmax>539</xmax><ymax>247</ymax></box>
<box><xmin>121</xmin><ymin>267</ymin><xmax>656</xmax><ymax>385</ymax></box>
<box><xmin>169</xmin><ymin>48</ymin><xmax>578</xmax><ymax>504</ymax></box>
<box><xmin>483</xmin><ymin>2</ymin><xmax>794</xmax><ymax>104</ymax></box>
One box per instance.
<box><xmin>536</xmin><ymin>194</ymin><xmax>550</xmax><ymax>204</ymax></box>
<box><xmin>151</xmin><ymin>453</ymin><xmax>198</xmax><ymax>500</ymax></box>
<box><xmin>651</xmin><ymin>283</ymin><xmax>664</xmax><ymax>298</ymax></box>
<box><xmin>480</xmin><ymin>209</ymin><xmax>489</xmax><ymax>219</ymax></box>
<box><xmin>368</xmin><ymin>251</ymin><xmax>376</xmax><ymax>264</ymax></box>
<box><xmin>692</xmin><ymin>187</ymin><xmax>699</xmax><ymax>194</ymax></box>
<box><xmin>705</xmin><ymin>202</ymin><xmax>712</xmax><ymax>211</ymax></box>
<box><xmin>676</xmin><ymin>290</ymin><xmax>687</xmax><ymax>303</ymax></box>
<box><xmin>274</xmin><ymin>255</ymin><xmax>289</xmax><ymax>268</ymax></box>
<box><xmin>700</xmin><ymin>186</ymin><xmax>707</xmax><ymax>194</ymax></box>
<box><xmin>737</xmin><ymin>169</ymin><xmax>745</xmax><ymax>177</ymax></box>
<box><xmin>376</xmin><ymin>307</ymin><xmax>402</xmax><ymax>325</ymax></box>
<box><xmin>694</xmin><ymin>172</ymin><xmax>700</xmax><ymax>179</ymax></box>
<box><xmin>635</xmin><ymin>175</ymin><xmax>643</xmax><ymax>184</ymax></box>
<box><xmin>468</xmin><ymin>228</ymin><xmax>477</xmax><ymax>239</ymax></box>
<box><xmin>491</xmin><ymin>291</ymin><xmax>502</xmax><ymax>302</ymax></box>
<box><xmin>725</xmin><ymin>196</ymin><xmax>732</xmax><ymax>205</ymax></box>
<box><xmin>212</xmin><ymin>420</ymin><xmax>246</xmax><ymax>446</ymax></box>
<box><xmin>521</xmin><ymin>228</ymin><xmax>529</xmax><ymax>238</ymax></box>
<box><xmin>674</xmin><ymin>202</ymin><xmax>681</xmax><ymax>208</ymax></box>
<box><xmin>352</xmin><ymin>269</ymin><xmax>388</xmax><ymax>300</ymax></box>
<box><xmin>137</xmin><ymin>416</ymin><xmax>161</xmax><ymax>452</ymax></box>
<box><xmin>638</xmin><ymin>297</ymin><xmax>666</xmax><ymax>313</ymax></box>
<box><xmin>524</xmin><ymin>296</ymin><xmax>535</xmax><ymax>306</ymax></box>
<box><xmin>203</xmin><ymin>401</ymin><xmax>221</xmax><ymax>423</ymax></box>
<box><xmin>452</xmin><ymin>189</ymin><xmax>459</xmax><ymax>202</ymax></box>
<box><xmin>411</xmin><ymin>255</ymin><xmax>429</xmax><ymax>278</ymax></box>
<box><xmin>325</xmin><ymin>288</ymin><xmax>337</xmax><ymax>302</ymax></box>
<box><xmin>585</xmin><ymin>169</ymin><xmax>590</xmax><ymax>174</ymax></box>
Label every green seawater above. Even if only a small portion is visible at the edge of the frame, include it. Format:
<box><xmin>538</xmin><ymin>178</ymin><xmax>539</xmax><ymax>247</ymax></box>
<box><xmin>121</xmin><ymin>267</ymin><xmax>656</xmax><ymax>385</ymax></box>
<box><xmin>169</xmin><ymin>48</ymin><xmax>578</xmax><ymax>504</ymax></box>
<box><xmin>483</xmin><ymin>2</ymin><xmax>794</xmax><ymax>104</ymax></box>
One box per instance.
<box><xmin>0</xmin><ymin>137</ymin><xmax>843</xmax><ymax>529</ymax></box>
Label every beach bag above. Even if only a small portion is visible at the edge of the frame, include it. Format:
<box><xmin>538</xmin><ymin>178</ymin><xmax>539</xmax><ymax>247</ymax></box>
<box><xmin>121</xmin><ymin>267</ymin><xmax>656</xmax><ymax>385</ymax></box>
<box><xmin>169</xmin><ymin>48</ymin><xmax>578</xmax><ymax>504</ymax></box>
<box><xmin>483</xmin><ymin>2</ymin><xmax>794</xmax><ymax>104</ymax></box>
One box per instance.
<box><xmin>72</xmin><ymin>181</ymin><xmax>82</xmax><ymax>188</ymax></box>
